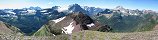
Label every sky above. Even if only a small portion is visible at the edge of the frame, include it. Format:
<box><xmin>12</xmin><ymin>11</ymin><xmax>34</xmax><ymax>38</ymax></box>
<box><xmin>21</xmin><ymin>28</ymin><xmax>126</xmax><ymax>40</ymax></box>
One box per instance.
<box><xmin>0</xmin><ymin>0</ymin><xmax>158</xmax><ymax>11</ymax></box>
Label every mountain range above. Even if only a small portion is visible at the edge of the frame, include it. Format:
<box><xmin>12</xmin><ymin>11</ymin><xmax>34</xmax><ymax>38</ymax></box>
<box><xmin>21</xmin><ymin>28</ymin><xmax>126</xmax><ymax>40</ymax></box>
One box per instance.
<box><xmin>0</xmin><ymin>4</ymin><xmax>158</xmax><ymax>36</ymax></box>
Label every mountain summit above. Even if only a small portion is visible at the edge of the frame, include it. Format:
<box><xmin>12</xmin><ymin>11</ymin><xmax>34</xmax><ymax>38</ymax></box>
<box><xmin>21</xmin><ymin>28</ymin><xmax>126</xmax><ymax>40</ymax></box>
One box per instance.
<box><xmin>68</xmin><ymin>4</ymin><xmax>87</xmax><ymax>13</ymax></box>
<box><xmin>33</xmin><ymin>12</ymin><xmax>112</xmax><ymax>36</ymax></box>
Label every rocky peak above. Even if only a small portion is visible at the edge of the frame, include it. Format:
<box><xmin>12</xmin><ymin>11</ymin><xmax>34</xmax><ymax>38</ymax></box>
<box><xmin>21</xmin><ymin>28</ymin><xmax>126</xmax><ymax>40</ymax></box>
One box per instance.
<box><xmin>115</xmin><ymin>6</ymin><xmax>125</xmax><ymax>10</ymax></box>
<box><xmin>69</xmin><ymin>12</ymin><xmax>94</xmax><ymax>30</ymax></box>
<box><xmin>68</xmin><ymin>4</ymin><xmax>86</xmax><ymax>13</ymax></box>
<box><xmin>33</xmin><ymin>12</ymin><xmax>112</xmax><ymax>36</ymax></box>
<box><xmin>99</xmin><ymin>9</ymin><xmax>113</xmax><ymax>14</ymax></box>
<box><xmin>52</xmin><ymin>6</ymin><xmax>60</xmax><ymax>10</ymax></box>
<box><xmin>69</xmin><ymin>12</ymin><xmax>94</xmax><ymax>25</ymax></box>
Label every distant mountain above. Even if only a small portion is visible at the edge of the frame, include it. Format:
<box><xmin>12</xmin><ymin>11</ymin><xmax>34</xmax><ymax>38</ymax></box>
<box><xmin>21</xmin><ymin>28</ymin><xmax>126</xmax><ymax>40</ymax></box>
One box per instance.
<box><xmin>97</xmin><ymin>9</ymin><xmax>113</xmax><ymax>16</ymax></box>
<box><xmin>83</xmin><ymin>6</ymin><xmax>104</xmax><ymax>15</ymax></box>
<box><xmin>0</xmin><ymin>6</ymin><xmax>66</xmax><ymax>35</ymax></box>
<box><xmin>68</xmin><ymin>4</ymin><xmax>104</xmax><ymax>16</ymax></box>
<box><xmin>95</xmin><ymin>6</ymin><xmax>158</xmax><ymax>32</ymax></box>
<box><xmin>23</xmin><ymin>6</ymin><xmax>42</xmax><ymax>10</ymax></box>
<box><xmin>113</xmin><ymin>6</ymin><xmax>143</xmax><ymax>16</ymax></box>
<box><xmin>114</xmin><ymin>6</ymin><xmax>125</xmax><ymax>10</ymax></box>
<box><xmin>68</xmin><ymin>4</ymin><xmax>87</xmax><ymax>13</ymax></box>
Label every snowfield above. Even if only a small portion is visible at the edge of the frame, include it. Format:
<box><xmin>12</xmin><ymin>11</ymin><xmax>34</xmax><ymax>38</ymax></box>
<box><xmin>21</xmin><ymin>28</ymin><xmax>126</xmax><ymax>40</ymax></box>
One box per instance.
<box><xmin>86</xmin><ymin>23</ymin><xmax>95</xmax><ymax>27</ymax></box>
<box><xmin>62</xmin><ymin>22</ymin><xmax>74</xmax><ymax>34</ymax></box>
<box><xmin>7</xmin><ymin>11</ymin><xmax>16</xmax><ymax>14</ymax></box>
<box><xmin>52</xmin><ymin>16</ymin><xmax>66</xmax><ymax>23</ymax></box>
<box><xmin>57</xmin><ymin>6</ymin><xmax>68</xmax><ymax>12</ymax></box>
<box><xmin>40</xmin><ymin>10</ymin><xmax>47</xmax><ymax>12</ymax></box>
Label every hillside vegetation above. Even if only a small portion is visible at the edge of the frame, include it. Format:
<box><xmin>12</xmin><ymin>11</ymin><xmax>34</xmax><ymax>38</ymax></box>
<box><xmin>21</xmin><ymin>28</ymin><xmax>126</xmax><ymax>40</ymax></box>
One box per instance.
<box><xmin>70</xmin><ymin>30</ymin><xmax>158</xmax><ymax>40</ymax></box>
<box><xmin>1</xmin><ymin>30</ymin><xmax>158</xmax><ymax>40</ymax></box>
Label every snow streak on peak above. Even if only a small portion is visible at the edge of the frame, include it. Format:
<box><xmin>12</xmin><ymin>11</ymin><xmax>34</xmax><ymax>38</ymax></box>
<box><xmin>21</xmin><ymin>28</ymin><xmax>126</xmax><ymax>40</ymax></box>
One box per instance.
<box><xmin>57</xmin><ymin>6</ymin><xmax>68</xmax><ymax>12</ymax></box>
<box><xmin>52</xmin><ymin>16</ymin><xmax>66</xmax><ymax>23</ymax></box>
<box><xmin>87</xmin><ymin>23</ymin><xmax>95</xmax><ymax>27</ymax></box>
<box><xmin>62</xmin><ymin>22</ymin><xmax>74</xmax><ymax>34</ymax></box>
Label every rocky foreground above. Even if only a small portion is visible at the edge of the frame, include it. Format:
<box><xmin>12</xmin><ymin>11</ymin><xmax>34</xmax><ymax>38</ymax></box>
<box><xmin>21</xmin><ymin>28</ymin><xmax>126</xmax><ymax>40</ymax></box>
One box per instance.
<box><xmin>0</xmin><ymin>30</ymin><xmax>158</xmax><ymax>40</ymax></box>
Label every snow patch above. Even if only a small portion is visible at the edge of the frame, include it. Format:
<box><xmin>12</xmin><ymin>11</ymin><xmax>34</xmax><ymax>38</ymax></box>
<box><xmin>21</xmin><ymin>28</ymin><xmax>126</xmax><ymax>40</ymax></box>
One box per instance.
<box><xmin>41</xmin><ymin>10</ymin><xmax>47</xmax><ymax>12</ymax></box>
<box><xmin>52</xmin><ymin>16</ymin><xmax>66</xmax><ymax>23</ymax></box>
<box><xmin>86</xmin><ymin>23</ymin><xmax>95</xmax><ymax>27</ymax></box>
<box><xmin>53</xmin><ymin>34</ymin><xmax>56</xmax><ymax>36</ymax></box>
<box><xmin>7</xmin><ymin>11</ymin><xmax>16</xmax><ymax>14</ymax></box>
<box><xmin>121</xmin><ymin>10</ymin><xmax>127</xmax><ymax>13</ymax></box>
<box><xmin>62</xmin><ymin>22</ymin><xmax>74</xmax><ymax>34</ymax></box>
<box><xmin>134</xmin><ymin>13</ymin><xmax>138</xmax><ymax>15</ymax></box>
<box><xmin>129</xmin><ymin>12</ymin><xmax>138</xmax><ymax>15</ymax></box>
<box><xmin>43</xmin><ymin>13</ymin><xmax>49</xmax><ymax>14</ymax></box>
<box><xmin>57</xmin><ymin>6</ymin><xmax>68</xmax><ymax>12</ymax></box>
<box><xmin>27</xmin><ymin>10</ymin><xmax>36</xmax><ymax>13</ymax></box>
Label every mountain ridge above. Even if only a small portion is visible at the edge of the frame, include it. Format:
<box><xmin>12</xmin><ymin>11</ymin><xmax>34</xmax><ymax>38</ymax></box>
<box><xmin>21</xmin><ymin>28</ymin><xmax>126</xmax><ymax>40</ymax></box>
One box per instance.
<box><xmin>33</xmin><ymin>12</ymin><xmax>112</xmax><ymax>36</ymax></box>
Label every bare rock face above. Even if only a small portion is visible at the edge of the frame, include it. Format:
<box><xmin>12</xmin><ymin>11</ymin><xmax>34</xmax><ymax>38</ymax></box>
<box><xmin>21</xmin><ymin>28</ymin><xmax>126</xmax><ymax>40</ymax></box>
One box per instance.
<box><xmin>70</xmin><ymin>12</ymin><xmax>94</xmax><ymax>30</ymax></box>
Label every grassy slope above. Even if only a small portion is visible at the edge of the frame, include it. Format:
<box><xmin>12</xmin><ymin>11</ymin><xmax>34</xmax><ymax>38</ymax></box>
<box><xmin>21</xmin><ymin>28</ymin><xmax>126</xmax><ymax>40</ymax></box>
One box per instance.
<box><xmin>1</xmin><ymin>30</ymin><xmax>158</xmax><ymax>40</ymax></box>
<box><xmin>0</xmin><ymin>21</ymin><xmax>23</xmax><ymax>36</ymax></box>
<box><xmin>95</xmin><ymin>13</ymin><xmax>158</xmax><ymax>32</ymax></box>
<box><xmin>71</xmin><ymin>30</ymin><xmax>158</xmax><ymax>40</ymax></box>
<box><xmin>33</xmin><ymin>25</ymin><xmax>53</xmax><ymax>36</ymax></box>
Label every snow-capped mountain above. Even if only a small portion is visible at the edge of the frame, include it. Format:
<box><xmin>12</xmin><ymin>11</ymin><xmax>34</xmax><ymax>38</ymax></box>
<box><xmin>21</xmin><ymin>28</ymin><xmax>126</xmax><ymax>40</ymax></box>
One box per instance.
<box><xmin>23</xmin><ymin>6</ymin><xmax>42</xmax><ymax>10</ymax></box>
<box><xmin>0</xmin><ymin>6</ymin><xmax>66</xmax><ymax>34</ymax></box>
<box><xmin>83</xmin><ymin>6</ymin><xmax>104</xmax><ymax>15</ymax></box>
<box><xmin>68</xmin><ymin>4</ymin><xmax>87</xmax><ymax>13</ymax></box>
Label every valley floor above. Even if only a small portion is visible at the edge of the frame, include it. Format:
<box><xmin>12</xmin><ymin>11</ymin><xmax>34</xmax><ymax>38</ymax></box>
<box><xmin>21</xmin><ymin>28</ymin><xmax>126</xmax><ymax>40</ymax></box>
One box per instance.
<box><xmin>1</xmin><ymin>30</ymin><xmax>158</xmax><ymax>40</ymax></box>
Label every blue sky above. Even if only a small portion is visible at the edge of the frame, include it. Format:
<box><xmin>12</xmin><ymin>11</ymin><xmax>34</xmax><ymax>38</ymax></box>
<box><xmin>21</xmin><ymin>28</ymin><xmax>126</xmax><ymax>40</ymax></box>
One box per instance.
<box><xmin>0</xmin><ymin>0</ymin><xmax>158</xmax><ymax>11</ymax></box>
